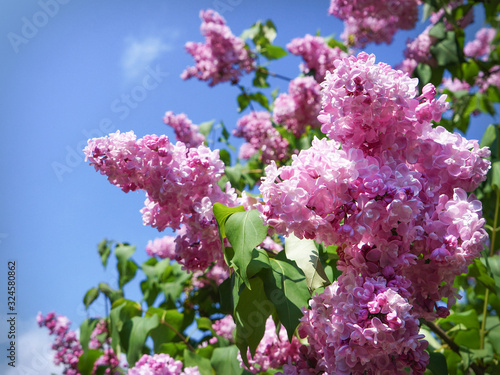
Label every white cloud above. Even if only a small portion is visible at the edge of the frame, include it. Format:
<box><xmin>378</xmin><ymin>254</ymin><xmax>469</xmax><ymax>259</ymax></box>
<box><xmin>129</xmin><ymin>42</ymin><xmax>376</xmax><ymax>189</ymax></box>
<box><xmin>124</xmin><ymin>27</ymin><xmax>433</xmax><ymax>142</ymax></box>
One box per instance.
<box><xmin>121</xmin><ymin>31</ymin><xmax>178</xmax><ymax>80</ymax></box>
<box><xmin>4</xmin><ymin>318</ymin><xmax>63</xmax><ymax>375</ymax></box>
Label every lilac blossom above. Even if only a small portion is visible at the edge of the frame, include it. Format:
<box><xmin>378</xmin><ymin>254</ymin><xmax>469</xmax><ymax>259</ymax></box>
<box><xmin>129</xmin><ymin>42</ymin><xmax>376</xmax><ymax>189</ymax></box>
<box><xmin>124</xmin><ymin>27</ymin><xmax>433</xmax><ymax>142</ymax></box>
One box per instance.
<box><xmin>273</xmin><ymin>77</ymin><xmax>322</xmax><ymax>137</ymax></box>
<box><xmin>182</xmin><ymin>9</ymin><xmax>255</xmax><ymax>86</ymax></box>
<box><xmin>163</xmin><ymin>111</ymin><xmax>205</xmax><ymax>148</ymax></box>
<box><xmin>464</xmin><ymin>27</ymin><xmax>496</xmax><ymax>60</ymax></box>
<box><xmin>287</xmin><ymin>34</ymin><xmax>347</xmax><ymax>82</ymax></box>
<box><xmin>329</xmin><ymin>0</ymin><xmax>420</xmax><ymax>47</ymax></box>
<box><xmin>239</xmin><ymin>316</ymin><xmax>301</xmax><ymax>373</ymax></box>
<box><xmin>84</xmin><ymin>131</ymin><xmax>238</xmax><ymax>271</ymax></box>
<box><xmin>233</xmin><ymin>111</ymin><xmax>289</xmax><ymax>163</ymax></box>
<box><xmin>128</xmin><ymin>353</ymin><xmax>200</xmax><ymax>375</ymax></box>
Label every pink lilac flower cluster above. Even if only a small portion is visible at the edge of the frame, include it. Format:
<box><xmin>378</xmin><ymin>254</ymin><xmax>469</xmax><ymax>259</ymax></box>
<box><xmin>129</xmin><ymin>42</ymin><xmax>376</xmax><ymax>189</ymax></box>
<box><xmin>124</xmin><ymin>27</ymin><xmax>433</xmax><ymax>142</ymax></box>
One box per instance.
<box><xmin>191</xmin><ymin>263</ymin><xmax>229</xmax><ymax>288</ymax></box>
<box><xmin>163</xmin><ymin>111</ymin><xmax>205</xmax><ymax>148</ymax></box>
<box><xmin>181</xmin><ymin>9</ymin><xmax>255</xmax><ymax>86</ymax></box>
<box><xmin>476</xmin><ymin>65</ymin><xmax>500</xmax><ymax>93</ymax></box>
<box><xmin>88</xmin><ymin>320</ymin><xmax>121</xmax><ymax>375</ymax></box>
<box><xmin>233</xmin><ymin>111</ymin><xmax>289</xmax><ymax>163</ymax></box>
<box><xmin>238</xmin><ymin>316</ymin><xmax>301</xmax><ymax>373</ymax></box>
<box><xmin>273</xmin><ymin>77</ymin><xmax>322</xmax><ymax>137</ymax></box>
<box><xmin>146</xmin><ymin>235</ymin><xmax>177</xmax><ymax>259</ymax></box>
<box><xmin>400</xmin><ymin>25</ymin><xmax>437</xmax><ymax>75</ymax></box>
<box><xmin>258</xmin><ymin>52</ymin><xmax>490</xmax><ymax>374</ymax></box>
<box><xmin>328</xmin><ymin>0</ymin><xmax>419</xmax><ymax>47</ymax></box>
<box><xmin>464</xmin><ymin>27</ymin><xmax>497</xmax><ymax>60</ymax></box>
<box><xmin>287</xmin><ymin>34</ymin><xmax>347</xmax><ymax>82</ymax></box>
<box><xmin>212</xmin><ymin>315</ymin><xmax>236</xmax><ymax>342</ymax></box>
<box><xmin>128</xmin><ymin>353</ymin><xmax>200</xmax><ymax>375</ymax></box>
<box><xmin>84</xmin><ymin>131</ymin><xmax>237</xmax><ymax>271</ymax></box>
<box><xmin>429</xmin><ymin>0</ymin><xmax>474</xmax><ymax>29</ymax></box>
<box><xmin>37</xmin><ymin>312</ymin><xmax>83</xmax><ymax>375</ymax></box>
<box><xmin>295</xmin><ymin>272</ymin><xmax>429</xmax><ymax>374</ymax></box>
<box><xmin>441</xmin><ymin>77</ymin><xmax>471</xmax><ymax>92</ymax></box>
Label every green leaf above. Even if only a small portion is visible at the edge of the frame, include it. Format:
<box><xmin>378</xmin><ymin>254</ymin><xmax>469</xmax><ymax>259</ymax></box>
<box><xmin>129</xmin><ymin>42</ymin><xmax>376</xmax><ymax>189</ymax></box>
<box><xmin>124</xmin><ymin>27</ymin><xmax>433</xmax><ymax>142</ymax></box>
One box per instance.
<box><xmin>261</xmin><ymin>45</ymin><xmax>287</xmax><ymax>60</ymax></box>
<box><xmin>492</xmin><ymin>161</ymin><xmax>500</xmax><ymax>192</ymax></box>
<box><xmin>415</xmin><ymin>63</ymin><xmax>432</xmax><ymax>86</ymax></box>
<box><xmin>284</xmin><ymin>234</ymin><xmax>330</xmax><ymax>292</ymax></box>
<box><xmin>97</xmin><ymin>239</ymin><xmax>111</xmax><ymax>268</ymax></box>
<box><xmin>427</xmin><ymin>351</ymin><xmax>449</xmax><ymax>375</ymax></box>
<box><xmin>237</xmin><ymin>93</ymin><xmax>250</xmax><ymax>112</ymax></box>
<box><xmin>98</xmin><ymin>282</ymin><xmax>123</xmax><ymax>304</ymax></box>
<box><xmin>115</xmin><ymin>244</ymin><xmax>138</xmax><ymax>289</ymax></box>
<box><xmin>234</xmin><ymin>276</ymin><xmax>272</xmax><ymax>362</ymax></box>
<box><xmin>198</xmin><ymin>120</ymin><xmax>214</xmax><ymax>138</ymax></box>
<box><xmin>158</xmin><ymin>342</ymin><xmax>187</xmax><ymax>357</ymax></box>
<box><xmin>148</xmin><ymin>307</ymin><xmax>190</xmax><ymax>351</ymax></box>
<box><xmin>481</xmin><ymin>125</ymin><xmax>497</xmax><ymax>148</ymax></box>
<box><xmin>78</xmin><ymin>349</ymin><xmax>103</xmax><ymax>375</ymax></box>
<box><xmin>219</xmin><ymin>149</ymin><xmax>231</xmax><ymax>166</ymax></box>
<box><xmin>240</xmin><ymin>23</ymin><xmax>260</xmax><ymax>41</ymax></box>
<box><xmin>487</xmin><ymin>325</ymin><xmax>500</xmax><ymax>354</ymax></box>
<box><xmin>261</xmin><ymin>252</ymin><xmax>310</xmax><ymax>340</ymax></box>
<box><xmin>183</xmin><ymin>349</ymin><xmax>214</xmax><ymax>375</ymax></box>
<box><xmin>250</xmin><ymin>92</ymin><xmax>270</xmax><ymax>110</ymax></box>
<box><xmin>109</xmin><ymin>299</ymin><xmax>142</xmax><ymax>354</ymax></box>
<box><xmin>430</xmin><ymin>31</ymin><xmax>461</xmax><ymax>66</ymax></box>
<box><xmin>470</xmin><ymin>259</ymin><xmax>497</xmax><ymax>294</ymax></box>
<box><xmin>83</xmin><ymin>287</ymin><xmax>100</xmax><ymax>309</ymax></box>
<box><xmin>211</xmin><ymin>346</ymin><xmax>243</xmax><ymax>375</ymax></box>
<box><xmin>161</xmin><ymin>262</ymin><xmax>191</xmax><ymax>304</ymax></box>
<box><xmin>225</xmin><ymin>164</ymin><xmax>243</xmax><ymax>191</ymax></box>
<box><xmin>263</xmin><ymin>20</ymin><xmax>277</xmax><ymax>43</ymax></box>
<box><xmin>487</xmin><ymin>85</ymin><xmax>500</xmax><ymax>103</ymax></box>
<box><xmin>246</xmin><ymin>248</ymin><xmax>271</xmax><ymax>279</ymax></box>
<box><xmin>454</xmin><ymin>329</ymin><xmax>480</xmax><ymax>349</ymax></box>
<box><xmin>213</xmin><ymin>203</ymin><xmax>245</xmax><ymax>239</ymax></box>
<box><xmin>219</xmin><ymin>275</ymin><xmax>235</xmax><ymax>314</ymax></box>
<box><xmin>253</xmin><ymin>68</ymin><xmax>269</xmax><ymax>88</ymax></box>
<box><xmin>197</xmin><ymin>317</ymin><xmax>214</xmax><ymax>332</ymax></box>
<box><xmin>124</xmin><ymin>315</ymin><xmax>160</xmax><ymax>366</ymax></box>
<box><xmin>225</xmin><ymin>209</ymin><xmax>269</xmax><ymax>287</ymax></box>
<box><xmin>79</xmin><ymin>318</ymin><xmax>99</xmax><ymax>351</ymax></box>
<box><xmin>428</xmin><ymin>22</ymin><xmax>446</xmax><ymax>39</ymax></box>
<box><xmin>438</xmin><ymin>309</ymin><xmax>480</xmax><ymax>330</ymax></box>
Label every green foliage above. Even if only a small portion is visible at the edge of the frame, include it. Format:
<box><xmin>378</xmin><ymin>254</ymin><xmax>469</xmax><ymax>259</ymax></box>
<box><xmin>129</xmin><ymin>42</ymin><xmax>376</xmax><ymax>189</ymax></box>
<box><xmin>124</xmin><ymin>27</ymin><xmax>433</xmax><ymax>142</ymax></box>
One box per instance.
<box><xmin>225</xmin><ymin>209</ymin><xmax>269</xmax><ymax>287</ymax></box>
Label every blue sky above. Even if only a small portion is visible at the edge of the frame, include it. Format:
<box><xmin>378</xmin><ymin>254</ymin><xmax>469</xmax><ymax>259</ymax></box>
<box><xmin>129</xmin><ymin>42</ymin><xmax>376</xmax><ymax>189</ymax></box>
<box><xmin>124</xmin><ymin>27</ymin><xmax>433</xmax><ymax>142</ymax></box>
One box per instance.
<box><xmin>0</xmin><ymin>1</ymin><xmax>493</xmax><ymax>373</ymax></box>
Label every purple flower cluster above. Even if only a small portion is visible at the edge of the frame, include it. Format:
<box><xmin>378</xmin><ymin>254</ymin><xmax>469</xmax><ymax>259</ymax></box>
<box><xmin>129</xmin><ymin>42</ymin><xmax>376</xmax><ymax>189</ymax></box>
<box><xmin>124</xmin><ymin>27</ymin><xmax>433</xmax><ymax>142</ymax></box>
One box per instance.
<box><xmin>38</xmin><ymin>313</ymin><xmax>122</xmax><ymax>375</ymax></box>
<box><xmin>273</xmin><ymin>77</ymin><xmax>322</xmax><ymax>137</ymax></box>
<box><xmin>89</xmin><ymin>320</ymin><xmax>121</xmax><ymax>375</ymax></box>
<box><xmin>258</xmin><ymin>52</ymin><xmax>490</xmax><ymax>374</ymax></box>
<box><xmin>212</xmin><ymin>315</ymin><xmax>236</xmax><ymax>342</ymax></box>
<box><xmin>84</xmin><ymin>131</ymin><xmax>237</xmax><ymax>270</ymax></box>
<box><xmin>287</xmin><ymin>34</ymin><xmax>347</xmax><ymax>82</ymax></box>
<box><xmin>234</xmin><ymin>111</ymin><xmax>289</xmax><ymax>163</ymax></box>
<box><xmin>328</xmin><ymin>0</ymin><xmax>419</xmax><ymax>47</ymax></box>
<box><xmin>464</xmin><ymin>27</ymin><xmax>496</xmax><ymax>60</ymax></box>
<box><xmin>37</xmin><ymin>312</ymin><xmax>83</xmax><ymax>375</ymax></box>
<box><xmin>239</xmin><ymin>316</ymin><xmax>301</xmax><ymax>373</ymax></box>
<box><xmin>181</xmin><ymin>10</ymin><xmax>255</xmax><ymax>86</ymax></box>
<box><xmin>477</xmin><ymin>65</ymin><xmax>500</xmax><ymax>93</ymax></box>
<box><xmin>441</xmin><ymin>77</ymin><xmax>471</xmax><ymax>92</ymax></box>
<box><xmin>128</xmin><ymin>353</ymin><xmax>199</xmax><ymax>375</ymax></box>
<box><xmin>163</xmin><ymin>111</ymin><xmax>205</xmax><ymax>148</ymax></box>
<box><xmin>295</xmin><ymin>272</ymin><xmax>429</xmax><ymax>374</ymax></box>
<box><xmin>403</xmin><ymin>26</ymin><xmax>437</xmax><ymax>69</ymax></box>
<box><xmin>146</xmin><ymin>235</ymin><xmax>177</xmax><ymax>259</ymax></box>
